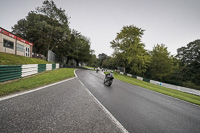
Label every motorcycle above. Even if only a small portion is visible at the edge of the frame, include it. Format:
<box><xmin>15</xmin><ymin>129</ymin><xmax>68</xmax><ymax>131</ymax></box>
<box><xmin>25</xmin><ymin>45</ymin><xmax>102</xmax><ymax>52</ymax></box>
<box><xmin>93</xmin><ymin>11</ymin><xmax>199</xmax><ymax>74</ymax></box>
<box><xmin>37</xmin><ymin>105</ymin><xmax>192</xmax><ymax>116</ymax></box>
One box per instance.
<box><xmin>104</xmin><ymin>75</ymin><xmax>114</xmax><ymax>86</ymax></box>
<box><xmin>96</xmin><ymin>68</ymin><xmax>99</xmax><ymax>73</ymax></box>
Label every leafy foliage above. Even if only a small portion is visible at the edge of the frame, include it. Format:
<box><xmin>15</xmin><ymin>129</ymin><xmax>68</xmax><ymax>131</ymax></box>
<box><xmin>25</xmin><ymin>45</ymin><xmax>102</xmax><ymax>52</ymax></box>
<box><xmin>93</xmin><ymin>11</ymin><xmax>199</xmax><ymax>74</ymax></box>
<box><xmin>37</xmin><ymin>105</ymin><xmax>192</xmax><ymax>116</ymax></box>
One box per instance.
<box><xmin>176</xmin><ymin>40</ymin><xmax>200</xmax><ymax>85</ymax></box>
<box><xmin>13</xmin><ymin>12</ymin><xmax>64</xmax><ymax>56</ymax></box>
<box><xmin>102</xmin><ymin>57</ymin><xmax>116</xmax><ymax>69</ymax></box>
<box><xmin>98</xmin><ymin>53</ymin><xmax>108</xmax><ymax>66</ymax></box>
<box><xmin>108</xmin><ymin>25</ymin><xmax>200</xmax><ymax>90</ymax></box>
<box><xmin>148</xmin><ymin>44</ymin><xmax>174</xmax><ymax>80</ymax></box>
<box><xmin>176</xmin><ymin>39</ymin><xmax>200</xmax><ymax>65</ymax></box>
<box><xmin>12</xmin><ymin>0</ymin><xmax>93</xmax><ymax>65</ymax></box>
<box><xmin>111</xmin><ymin>25</ymin><xmax>150</xmax><ymax>75</ymax></box>
<box><xmin>68</xmin><ymin>30</ymin><xmax>91</xmax><ymax>65</ymax></box>
<box><xmin>87</xmin><ymin>53</ymin><xmax>98</xmax><ymax>68</ymax></box>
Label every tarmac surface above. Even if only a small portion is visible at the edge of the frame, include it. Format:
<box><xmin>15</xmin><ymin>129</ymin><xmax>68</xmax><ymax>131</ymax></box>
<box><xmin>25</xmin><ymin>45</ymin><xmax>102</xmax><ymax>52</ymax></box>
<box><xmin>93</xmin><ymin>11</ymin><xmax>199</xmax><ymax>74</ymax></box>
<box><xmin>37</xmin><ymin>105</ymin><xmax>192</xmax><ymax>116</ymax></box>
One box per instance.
<box><xmin>1</xmin><ymin>69</ymin><xmax>200</xmax><ymax>133</ymax></box>
<box><xmin>0</xmin><ymin>75</ymin><xmax>127</xmax><ymax>133</ymax></box>
<box><xmin>76</xmin><ymin>70</ymin><xmax>200</xmax><ymax>133</ymax></box>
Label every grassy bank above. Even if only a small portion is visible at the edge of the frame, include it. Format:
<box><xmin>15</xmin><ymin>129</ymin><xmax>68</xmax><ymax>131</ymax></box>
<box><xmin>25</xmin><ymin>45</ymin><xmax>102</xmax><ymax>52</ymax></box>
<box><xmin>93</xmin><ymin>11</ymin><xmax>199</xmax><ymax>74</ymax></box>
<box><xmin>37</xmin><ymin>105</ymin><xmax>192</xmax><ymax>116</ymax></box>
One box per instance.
<box><xmin>108</xmin><ymin>71</ymin><xmax>200</xmax><ymax>105</ymax></box>
<box><xmin>0</xmin><ymin>52</ymin><xmax>49</xmax><ymax>65</ymax></box>
<box><xmin>0</xmin><ymin>68</ymin><xmax>75</xmax><ymax>96</ymax></box>
<box><xmin>84</xmin><ymin>66</ymin><xmax>94</xmax><ymax>69</ymax></box>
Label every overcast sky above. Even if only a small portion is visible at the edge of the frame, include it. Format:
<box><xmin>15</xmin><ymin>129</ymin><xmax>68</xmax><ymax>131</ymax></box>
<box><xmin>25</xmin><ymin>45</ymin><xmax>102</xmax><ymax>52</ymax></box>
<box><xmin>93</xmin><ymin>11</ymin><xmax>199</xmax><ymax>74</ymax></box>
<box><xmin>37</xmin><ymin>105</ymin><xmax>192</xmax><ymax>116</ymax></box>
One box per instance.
<box><xmin>1</xmin><ymin>0</ymin><xmax>200</xmax><ymax>56</ymax></box>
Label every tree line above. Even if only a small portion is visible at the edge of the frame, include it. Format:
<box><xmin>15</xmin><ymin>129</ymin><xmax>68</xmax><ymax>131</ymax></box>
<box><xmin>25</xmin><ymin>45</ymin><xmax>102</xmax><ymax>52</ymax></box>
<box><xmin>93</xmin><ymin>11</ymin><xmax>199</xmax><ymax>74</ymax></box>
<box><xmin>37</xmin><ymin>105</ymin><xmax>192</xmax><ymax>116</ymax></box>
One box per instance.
<box><xmin>88</xmin><ymin>25</ymin><xmax>199</xmax><ymax>90</ymax></box>
<box><xmin>12</xmin><ymin>0</ymin><xmax>93</xmax><ymax>66</ymax></box>
<box><xmin>11</xmin><ymin>1</ymin><xmax>199</xmax><ymax>90</ymax></box>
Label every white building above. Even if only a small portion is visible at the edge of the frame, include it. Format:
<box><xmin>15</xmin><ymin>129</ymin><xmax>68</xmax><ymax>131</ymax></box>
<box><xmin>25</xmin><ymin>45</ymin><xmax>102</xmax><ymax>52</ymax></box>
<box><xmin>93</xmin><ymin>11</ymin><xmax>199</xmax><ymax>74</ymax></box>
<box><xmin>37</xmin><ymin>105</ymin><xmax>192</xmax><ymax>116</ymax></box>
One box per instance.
<box><xmin>0</xmin><ymin>27</ymin><xmax>33</xmax><ymax>57</ymax></box>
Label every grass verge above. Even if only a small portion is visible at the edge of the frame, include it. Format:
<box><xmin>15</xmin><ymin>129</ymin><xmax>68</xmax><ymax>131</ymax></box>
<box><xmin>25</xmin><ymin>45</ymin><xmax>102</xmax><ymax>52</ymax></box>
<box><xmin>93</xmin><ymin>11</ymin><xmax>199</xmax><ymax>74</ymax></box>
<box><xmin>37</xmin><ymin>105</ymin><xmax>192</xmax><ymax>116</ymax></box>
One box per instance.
<box><xmin>84</xmin><ymin>66</ymin><xmax>95</xmax><ymax>69</ymax></box>
<box><xmin>0</xmin><ymin>52</ymin><xmax>50</xmax><ymax>65</ymax></box>
<box><xmin>107</xmin><ymin>71</ymin><xmax>200</xmax><ymax>106</ymax></box>
<box><xmin>83</xmin><ymin>66</ymin><xmax>96</xmax><ymax>71</ymax></box>
<box><xmin>0</xmin><ymin>68</ymin><xmax>75</xmax><ymax>96</ymax></box>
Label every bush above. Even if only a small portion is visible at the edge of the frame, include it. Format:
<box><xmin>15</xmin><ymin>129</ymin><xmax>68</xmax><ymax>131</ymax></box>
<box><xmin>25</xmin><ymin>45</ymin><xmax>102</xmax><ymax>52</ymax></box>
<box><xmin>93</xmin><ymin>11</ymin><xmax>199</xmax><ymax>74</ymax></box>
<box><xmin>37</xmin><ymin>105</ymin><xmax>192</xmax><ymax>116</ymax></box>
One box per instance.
<box><xmin>182</xmin><ymin>81</ymin><xmax>200</xmax><ymax>90</ymax></box>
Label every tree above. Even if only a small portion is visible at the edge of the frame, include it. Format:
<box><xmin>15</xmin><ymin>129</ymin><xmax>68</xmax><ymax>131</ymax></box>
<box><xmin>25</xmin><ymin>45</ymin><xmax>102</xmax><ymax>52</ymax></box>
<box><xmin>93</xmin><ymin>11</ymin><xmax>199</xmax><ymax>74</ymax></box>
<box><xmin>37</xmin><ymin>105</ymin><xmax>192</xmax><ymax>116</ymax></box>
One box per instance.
<box><xmin>36</xmin><ymin>0</ymin><xmax>70</xmax><ymax>35</ymax></box>
<box><xmin>111</xmin><ymin>25</ymin><xmax>150</xmax><ymax>75</ymax></box>
<box><xmin>76</xmin><ymin>36</ymin><xmax>91</xmax><ymax>65</ymax></box>
<box><xmin>148</xmin><ymin>44</ymin><xmax>174</xmax><ymax>80</ymax></box>
<box><xmin>87</xmin><ymin>51</ymin><xmax>98</xmax><ymax>68</ymax></box>
<box><xmin>12</xmin><ymin>0</ymin><xmax>92</xmax><ymax>66</ymax></box>
<box><xmin>12</xmin><ymin>0</ymin><xmax>71</xmax><ymax>59</ymax></box>
<box><xmin>68</xmin><ymin>30</ymin><xmax>91</xmax><ymax>66</ymax></box>
<box><xmin>176</xmin><ymin>39</ymin><xmax>200</xmax><ymax>65</ymax></box>
<box><xmin>176</xmin><ymin>39</ymin><xmax>200</xmax><ymax>85</ymax></box>
<box><xmin>98</xmin><ymin>53</ymin><xmax>108</xmax><ymax>67</ymax></box>
<box><xmin>12</xmin><ymin>12</ymin><xmax>64</xmax><ymax>56</ymax></box>
<box><xmin>102</xmin><ymin>57</ymin><xmax>116</xmax><ymax>69</ymax></box>
<box><xmin>35</xmin><ymin>0</ymin><xmax>71</xmax><ymax>57</ymax></box>
<box><xmin>161</xmin><ymin>57</ymin><xmax>184</xmax><ymax>86</ymax></box>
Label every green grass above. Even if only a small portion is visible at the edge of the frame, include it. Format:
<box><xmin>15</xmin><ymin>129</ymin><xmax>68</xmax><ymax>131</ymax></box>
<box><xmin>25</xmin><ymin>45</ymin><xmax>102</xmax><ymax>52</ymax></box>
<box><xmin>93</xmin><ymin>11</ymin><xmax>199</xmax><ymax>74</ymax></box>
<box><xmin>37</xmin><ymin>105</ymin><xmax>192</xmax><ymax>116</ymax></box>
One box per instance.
<box><xmin>0</xmin><ymin>68</ymin><xmax>75</xmax><ymax>96</ymax></box>
<box><xmin>0</xmin><ymin>52</ymin><xmax>50</xmax><ymax>65</ymax></box>
<box><xmin>84</xmin><ymin>66</ymin><xmax>96</xmax><ymax>71</ymax></box>
<box><xmin>107</xmin><ymin>71</ymin><xmax>200</xmax><ymax>105</ymax></box>
<box><xmin>84</xmin><ymin>66</ymin><xmax>95</xmax><ymax>69</ymax></box>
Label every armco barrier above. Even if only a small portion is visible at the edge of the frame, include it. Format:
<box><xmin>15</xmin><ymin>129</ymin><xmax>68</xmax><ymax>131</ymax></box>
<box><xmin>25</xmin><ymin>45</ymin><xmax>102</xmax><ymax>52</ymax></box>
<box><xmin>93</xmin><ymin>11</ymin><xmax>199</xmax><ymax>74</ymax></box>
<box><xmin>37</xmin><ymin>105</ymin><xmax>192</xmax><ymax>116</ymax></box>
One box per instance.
<box><xmin>0</xmin><ymin>64</ymin><xmax>59</xmax><ymax>82</ymax></box>
<box><xmin>132</xmin><ymin>75</ymin><xmax>137</xmax><ymax>79</ymax></box>
<box><xmin>150</xmin><ymin>80</ymin><xmax>161</xmax><ymax>85</ymax></box>
<box><xmin>22</xmin><ymin>64</ymin><xmax>38</xmax><ymax>77</ymax></box>
<box><xmin>117</xmin><ymin>71</ymin><xmax>200</xmax><ymax>96</ymax></box>
<box><xmin>120</xmin><ymin>72</ymin><xmax>124</xmax><ymax>75</ymax></box>
<box><xmin>143</xmin><ymin>78</ymin><xmax>150</xmax><ymax>83</ymax></box>
<box><xmin>38</xmin><ymin>64</ymin><xmax>46</xmax><ymax>73</ymax></box>
<box><xmin>56</xmin><ymin>64</ymin><xmax>59</xmax><ymax>68</ymax></box>
<box><xmin>52</xmin><ymin>64</ymin><xmax>56</xmax><ymax>69</ymax></box>
<box><xmin>0</xmin><ymin>65</ymin><xmax>22</xmax><ymax>82</ymax></box>
<box><xmin>46</xmin><ymin>64</ymin><xmax>52</xmax><ymax>71</ymax></box>
<box><xmin>127</xmin><ymin>74</ymin><xmax>132</xmax><ymax>77</ymax></box>
<box><xmin>137</xmin><ymin>76</ymin><xmax>143</xmax><ymax>81</ymax></box>
<box><xmin>161</xmin><ymin>82</ymin><xmax>200</xmax><ymax>96</ymax></box>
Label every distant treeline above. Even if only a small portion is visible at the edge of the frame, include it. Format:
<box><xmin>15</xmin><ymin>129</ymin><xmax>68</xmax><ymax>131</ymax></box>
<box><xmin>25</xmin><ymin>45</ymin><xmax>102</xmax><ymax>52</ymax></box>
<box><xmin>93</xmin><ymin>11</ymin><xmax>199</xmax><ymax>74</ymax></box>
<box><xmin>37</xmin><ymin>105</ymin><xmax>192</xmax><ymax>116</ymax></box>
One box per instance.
<box><xmin>89</xmin><ymin>25</ymin><xmax>200</xmax><ymax>90</ymax></box>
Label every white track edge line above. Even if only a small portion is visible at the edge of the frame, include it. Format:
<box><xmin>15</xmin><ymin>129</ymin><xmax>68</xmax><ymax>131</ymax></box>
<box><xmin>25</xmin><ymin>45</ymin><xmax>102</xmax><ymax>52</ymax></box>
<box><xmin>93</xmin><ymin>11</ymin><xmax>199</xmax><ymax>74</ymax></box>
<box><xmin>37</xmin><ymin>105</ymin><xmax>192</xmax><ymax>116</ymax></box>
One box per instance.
<box><xmin>0</xmin><ymin>77</ymin><xmax>76</xmax><ymax>101</ymax></box>
<box><xmin>75</xmin><ymin>69</ymin><xmax>129</xmax><ymax>133</ymax></box>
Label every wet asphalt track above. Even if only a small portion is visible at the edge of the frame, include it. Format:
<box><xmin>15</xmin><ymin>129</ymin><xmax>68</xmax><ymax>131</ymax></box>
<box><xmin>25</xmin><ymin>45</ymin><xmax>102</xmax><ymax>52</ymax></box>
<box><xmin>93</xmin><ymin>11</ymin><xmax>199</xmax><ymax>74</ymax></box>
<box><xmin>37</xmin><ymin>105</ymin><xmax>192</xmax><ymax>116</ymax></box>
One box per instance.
<box><xmin>76</xmin><ymin>70</ymin><xmax>200</xmax><ymax>133</ymax></box>
<box><xmin>0</xmin><ymin>77</ymin><xmax>124</xmax><ymax>133</ymax></box>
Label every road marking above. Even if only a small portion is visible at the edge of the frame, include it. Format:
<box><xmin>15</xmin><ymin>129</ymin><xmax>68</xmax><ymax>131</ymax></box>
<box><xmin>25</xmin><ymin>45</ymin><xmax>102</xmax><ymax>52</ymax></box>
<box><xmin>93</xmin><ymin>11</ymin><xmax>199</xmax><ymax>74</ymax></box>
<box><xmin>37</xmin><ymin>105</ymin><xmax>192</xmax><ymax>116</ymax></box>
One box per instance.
<box><xmin>75</xmin><ymin>70</ymin><xmax>129</xmax><ymax>133</ymax></box>
<box><xmin>0</xmin><ymin>77</ymin><xmax>76</xmax><ymax>102</ymax></box>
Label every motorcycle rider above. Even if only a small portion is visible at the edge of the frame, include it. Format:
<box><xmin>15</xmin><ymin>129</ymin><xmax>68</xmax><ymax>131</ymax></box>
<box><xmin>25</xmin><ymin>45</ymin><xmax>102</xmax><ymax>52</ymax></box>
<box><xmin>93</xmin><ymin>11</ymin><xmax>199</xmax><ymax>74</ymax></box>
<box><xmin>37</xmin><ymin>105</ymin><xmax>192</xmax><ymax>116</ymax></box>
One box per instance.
<box><xmin>105</xmin><ymin>71</ymin><xmax>114</xmax><ymax>80</ymax></box>
<box><xmin>96</xmin><ymin>67</ymin><xmax>100</xmax><ymax>73</ymax></box>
